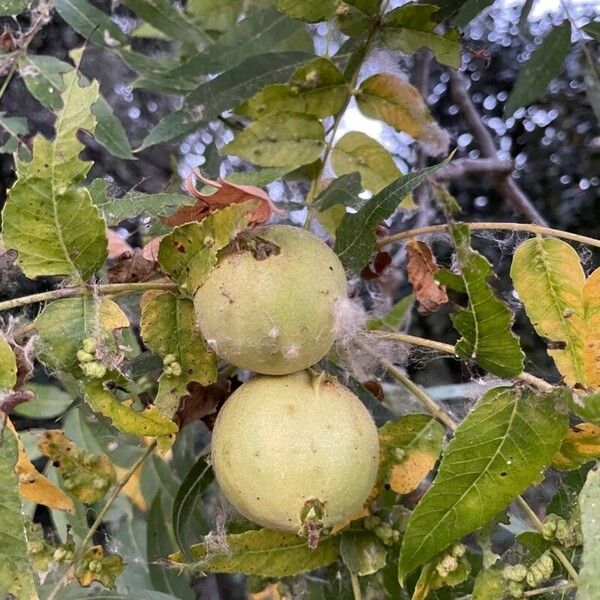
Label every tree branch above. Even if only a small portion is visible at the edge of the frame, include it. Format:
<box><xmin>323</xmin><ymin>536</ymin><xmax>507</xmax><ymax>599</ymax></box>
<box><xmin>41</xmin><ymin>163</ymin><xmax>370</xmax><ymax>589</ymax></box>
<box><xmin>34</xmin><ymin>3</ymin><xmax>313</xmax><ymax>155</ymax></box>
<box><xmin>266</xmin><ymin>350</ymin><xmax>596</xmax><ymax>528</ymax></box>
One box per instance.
<box><xmin>449</xmin><ymin>70</ymin><xmax>548</xmax><ymax>226</ymax></box>
<box><xmin>433</xmin><ymin>158</ymin><xmax>513</xmax><ymax>181</ymax></box>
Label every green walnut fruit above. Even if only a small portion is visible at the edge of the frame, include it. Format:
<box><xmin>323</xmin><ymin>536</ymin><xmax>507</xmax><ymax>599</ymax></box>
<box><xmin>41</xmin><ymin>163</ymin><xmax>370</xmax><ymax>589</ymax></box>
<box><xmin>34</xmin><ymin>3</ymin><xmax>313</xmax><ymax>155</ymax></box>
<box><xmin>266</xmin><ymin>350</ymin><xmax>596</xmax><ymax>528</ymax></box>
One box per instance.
<box><xmin>194</xmin><ymin>225</ymin><xmax>347</xmax><ymax>375</ymax></box>
<box><xmin>211</xmin><ymin>370</ymin><xmax>380</xmax><ymax>535</ymax></box>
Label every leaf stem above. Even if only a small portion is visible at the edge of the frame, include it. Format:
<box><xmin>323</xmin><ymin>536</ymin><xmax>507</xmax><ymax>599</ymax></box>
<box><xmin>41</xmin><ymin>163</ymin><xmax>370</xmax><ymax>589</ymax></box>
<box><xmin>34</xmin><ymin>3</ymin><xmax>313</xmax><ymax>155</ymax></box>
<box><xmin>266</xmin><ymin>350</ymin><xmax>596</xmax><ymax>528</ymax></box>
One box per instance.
<box><xmin>46</xmin><ymin>440</ymin><xmax>158</xmax><ymax>600</ymax></box>
<box><xmin>0</xmin><ymin>282</ymin><xmax>178</xmax><ymax>312</ymax></box>
<box><xmin>350</xmin><ymin>572</ymin><xmax>362</xmax><ymax>600</ymax></box>
<box><xmin>370</xmin><ymin>331</ymin><xmax>555</xmax><ymax>392</ymax></box>
<box><xmin>375</xmin><ymin>221</ymin><xmax>600</xmax><ymax>250</ymax></box>
<box><xmin>523</xmin><ymin>581</ymin><xmax>576</xmax><ymax>597</ymax></box>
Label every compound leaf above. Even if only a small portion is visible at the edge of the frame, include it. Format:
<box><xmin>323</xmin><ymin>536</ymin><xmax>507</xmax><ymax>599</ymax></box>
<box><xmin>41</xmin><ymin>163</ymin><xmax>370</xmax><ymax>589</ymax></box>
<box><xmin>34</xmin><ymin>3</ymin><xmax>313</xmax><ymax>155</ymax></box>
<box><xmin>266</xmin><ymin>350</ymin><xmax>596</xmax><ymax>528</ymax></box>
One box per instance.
<box><xmin>398</xmin><ymin>386</ymin><xmax>568</xmax><ymax>580</ymax></box>
<box><xmin>447</xmin><ymin>223</ymin><xmax>524</xmax><ymax>377</ymax></box>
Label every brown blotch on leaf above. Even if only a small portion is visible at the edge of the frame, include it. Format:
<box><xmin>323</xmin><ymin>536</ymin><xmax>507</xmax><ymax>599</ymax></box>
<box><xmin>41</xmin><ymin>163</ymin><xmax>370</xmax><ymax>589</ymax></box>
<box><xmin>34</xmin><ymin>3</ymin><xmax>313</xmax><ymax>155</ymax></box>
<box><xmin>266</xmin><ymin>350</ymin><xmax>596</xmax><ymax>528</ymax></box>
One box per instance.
<box><xmin>176</xmin><ymin>378</ymin><xmax>232</xmax><ymax>429</ymax></box>
<box><xmin>107</xmin><ymin>250</ymin><xmax>157</xmax><ymax>283</ymax></box>
<box><xmin>406</xmin><ymin>240</ymin><xmax>449</xmax><ymax>315</ymax></box>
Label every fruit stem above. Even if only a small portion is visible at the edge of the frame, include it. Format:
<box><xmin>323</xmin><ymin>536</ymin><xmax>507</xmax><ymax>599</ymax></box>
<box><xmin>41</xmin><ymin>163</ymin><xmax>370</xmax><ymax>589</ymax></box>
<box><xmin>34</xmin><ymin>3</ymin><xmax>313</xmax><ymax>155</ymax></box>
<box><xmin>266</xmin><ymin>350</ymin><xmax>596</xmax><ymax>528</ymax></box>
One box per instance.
<box><xmin>375</xmin><ymin>222</ymin><xmax>600</xmax><ymax>250</ymax></box>
<box><xmin>350</xmin><ymin>572</ymin><xmax>362</xmax><ymax>600</ymax></box>
<box><xmin>0</xmin><ymin>281</ymin><xmax>178</xmax><ymax>312</ymax></box>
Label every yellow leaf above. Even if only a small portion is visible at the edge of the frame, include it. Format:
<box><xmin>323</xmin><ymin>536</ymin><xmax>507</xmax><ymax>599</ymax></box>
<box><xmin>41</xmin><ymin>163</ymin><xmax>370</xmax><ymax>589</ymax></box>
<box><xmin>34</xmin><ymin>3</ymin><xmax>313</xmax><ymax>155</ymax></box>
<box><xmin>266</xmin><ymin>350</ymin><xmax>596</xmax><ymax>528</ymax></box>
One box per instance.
<box><xmin>511</xmin><ymin>238</ymin><xmax>600</xmax><ymax>389</ymax></box>
<box><xmin>5</xmin><ymin>419</ymin><xmax>74</xmax><ymax>513</ymax></box>
<box><xmin>553</xmin><ymin>422</ymin><xmax>600</xmax><ymax>470</ymax></box>
<box><xmin>389</xmin><ymin>450</ymin><xmax>439</xmax><ymax>495</ymax></box>
<box><xmin>98</xmin><ymin>297</ymin><xmax>130</xmax><ymax>331</ymax></box>
<box><xmin>114</xmin><ymin>464</ymin><xmax>147</xmax><ymax>512</ymax></box>
<box><xmin>249</xmin><ymin>583</ymin><xmax>289</xmax><ymax>600</ymax></box>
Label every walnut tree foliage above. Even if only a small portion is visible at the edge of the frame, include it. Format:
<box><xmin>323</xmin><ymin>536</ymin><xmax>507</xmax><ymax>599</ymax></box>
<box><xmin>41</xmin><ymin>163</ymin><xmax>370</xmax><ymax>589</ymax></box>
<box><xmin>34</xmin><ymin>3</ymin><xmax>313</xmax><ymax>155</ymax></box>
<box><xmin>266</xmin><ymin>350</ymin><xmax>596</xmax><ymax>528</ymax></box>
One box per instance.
<box><xmin>0</xmin><ymin>1</ymin><xmax>599</xmax><ymax>599</ymax></box>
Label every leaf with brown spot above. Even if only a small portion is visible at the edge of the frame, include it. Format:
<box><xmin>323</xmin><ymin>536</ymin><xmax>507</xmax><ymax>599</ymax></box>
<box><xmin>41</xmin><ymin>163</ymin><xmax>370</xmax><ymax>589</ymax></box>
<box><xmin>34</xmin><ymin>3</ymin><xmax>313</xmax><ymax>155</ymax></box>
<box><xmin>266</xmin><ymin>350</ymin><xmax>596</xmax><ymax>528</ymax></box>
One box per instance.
<box><xmin>406</xmin><ymin>240</ymin><xmax>449</xmax><ymax>315</ymax></box>
<box><xmin>378</xmin><ymin>414</ymin><xmax>445</xmax><ymax>496</ymax></box>
<box><xmin>161</xmin><ymin>170</ymin><xmax>285</xmax><ymax>228</ymax></box>
<box><xmin>553</xmin><ymin>422</ymin><xmax>600</xmax><ymax>470</ymax></box>
<box><xmin>107</xmin><ymin>250</ymin><xmax>157</xmax><ymax>283</ymax></box>
<box><xmin>76</xmin><ymin>545</ymin><xmax>124</xmax><ymax>588</ymax></box>
<box><xmin>5</xmin><ymin>418</ymin><xmax>75</xmax><ymax>513</ymax></box>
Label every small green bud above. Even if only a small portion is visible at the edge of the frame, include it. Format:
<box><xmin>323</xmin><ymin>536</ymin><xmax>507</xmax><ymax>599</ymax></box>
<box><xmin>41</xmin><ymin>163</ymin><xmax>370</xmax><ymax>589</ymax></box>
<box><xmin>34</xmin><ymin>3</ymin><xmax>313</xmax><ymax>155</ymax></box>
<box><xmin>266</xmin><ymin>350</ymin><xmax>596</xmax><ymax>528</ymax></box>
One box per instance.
<box><xmin>503</xmin><ymin>564</ymin><xmax>527</xmax><ymax>583</ymax></box>
<box><xmin>82</xmin><ymin>337</ymin><xmax>97</xmax><ymax>354</ymax></box>
<box><xmin>53</xmin><ymin>547</ymin><xmax>67</xmax><ymax>561</ymax></box>
<box><xmin>77</xmin><ymin>350</ymin><xmax>94</xmax><ymax>363</ymax></box>
<box><xmin>27</xmin><ymin>540</ymin><xmax>45</xmax><ymax>554</ymax></box>
<box><xmin>64</xmin><ymin>551</ymin><xmax>74</xmax><ymax>562</ymax></box>
<box><xmin>452</xmin><ymin>543</ymin><xmax>466</xmax><ymax>557</ymax></box>
<box><xmin>507</xmin><ymin>580</ymin><xmax>524</xmax><ymax>599</ymax></box>
<box><xmin>363</xmin><ymin>515</ymin><xmax>380</xmax><ymax>531</ymax></box>
<box><xmin>93</xmin><ymin>477</ymin><xmax>107</xmax><ymax>490</ymax></box>
<box><xmin>392</xmin><ymin>447</ymin><xmax>406</xmax><ymax>462</ymax></box>
<box><xmin>392</xmin><ymin>530</ymin><xmax>400</xmax><ymax>543</ymax></box>
<box><xmin>81</xmin><ymin>361</ymin><xmax>107</xmax><ymax>379</ymax></box>
<box><xmin>163</xmin><ymin>354</ymin><xmax>176</xmax><ymax>366</ymax></box>
<box><xmin>526</xmin><ymin>553</ymin><xmax>553</xmax><ymax>587</ymax></box>
<box><xmin>374</xmin><ymin>523</ymin><xmax>394</xmax><ymax>546</ymax></box>
<box><xmin>435</xmin><ymin>554</ymin><xmax>458</xmax><ymax>577</ymax></box>
<box><xmin>169</xmin><ymin>362</ymin><xmax>182</xmax><ymax>377</ymax></box>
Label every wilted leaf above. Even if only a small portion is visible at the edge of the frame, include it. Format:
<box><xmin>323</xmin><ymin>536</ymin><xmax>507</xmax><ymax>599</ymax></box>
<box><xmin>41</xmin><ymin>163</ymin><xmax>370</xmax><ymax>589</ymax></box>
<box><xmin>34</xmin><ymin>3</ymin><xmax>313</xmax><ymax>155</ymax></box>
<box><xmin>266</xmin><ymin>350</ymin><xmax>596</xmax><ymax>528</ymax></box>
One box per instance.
<box><xmin>158</xmin><ymin>202</ymin><xmax>255</xmax><ymax>293</ymax></box>
<box><xmin>0</xmin><ymin>419</ymin><xmax>38</xmax><ymax>600</ymax></box>
<box><xmin>76</xmin><ymin>545</ymin><xmax>125</xmax><ymax>588</ymax></box>
<box><xmin>335</xmin><ymin>158</ymin><xmax>451</xmax><ymax>274</ymax></box>
<box><xmin>169</xmin><ymin>529</ymin><xmax>340</xmax><ymax>576</ymax></box>
<box><xmin>578</xmin><ymin>468</ymin><xmax>600</xmax><ymax>599</ymax></box>
<box><xmin>273</xmin><ymin>0</ymin><xmax>335</xmax><ymax>22</ymax></box>
<box><xmin>140</xmin><ymin>292</ymin><xmax>217</xmax><ymax>417</ymax></box>
<box><xmin>398</xmin><ymin>386</ymin><xmax>568</xmax><ymax>580</ymax></box>
<box><xmin>39</xmin><ymin>429</ymin><xmax>115</xmax><ymax>504</ymax></box>
<box><xmin>340</xmin><ymin>531</ymin><xmax>387</xmax><ymax>576</ymax></box>
<box><xmin>107</xmin><ymin>229</ymin><xmax>133</xmax><ymax>259</ymax></box>
<box><xmin>446</xmin><ymin>223</ymin><xmax>524</xmax><ymax>377</ymax></box>
<box><xmin>504</xmin><ymin>22</ymin><xmax>571</xmax><ymax>117</ymax></box>
<box><xmin>331</xmin><ymin>131</ymin><xmax>400</xmax><ymax>194</ymax></box>
<box><xmin>356</xmin><ymin>73</ymin><xmax>449</xmax><ymax>156</ymax></box>
<box><xmin>107</xmin><ymin>250</ymin><xmax>157</xmax><ymax>283</ymax></box>
<box><xmin>553</xmin><ymin>423</ymin><xmax>600</xmax><ymax>470</ymax></box>
<box><xmin>162</xmin><ymin>171</ymin><xmax>285</xmax><ymax>227</ymax></box>
<box><xmin>382</xmin><ymin>4</ymin><xmax>462</xmax><ymax>68</ymax></box>
<box><xmin>84</xmin><ymin>380</ymin><xmax>179</xmax><ymax>438</ymax></box>
<box><xmin>0</xmin><ymin>334</ymin><xmax>17</xmax><ymax>391</ymax></box>
<box><xmin>35</xmin><ymin>297</ymin><xmax>129</xmax><ymax>375</ymax></box>
<box><xmin>238</xmin><ymin>58</ymin><xmax>348</xmax><ymax>119</ymax></box>
<box><xmin>2</xmin><ymin>70</ymin><xmax>107</xmax><ymax>280</ymax></box>
<box><xmin>378</xmin><ymin>414</ymin><xmax>445</xmax><ymax>495</ymax></box>
<box><xmin>511</xmin><ymin>237</ymin><xmax>600</xmax><ymax>388</ymax></box>
<box><xmin>406</xmin><ymin>240</ymin><xmax>449</xmax><ymax>315</ymax></box>
<box><xmin>222</xmin><ymin>112</ymin><xmax>324</xmax><ymax>169</ymax></box>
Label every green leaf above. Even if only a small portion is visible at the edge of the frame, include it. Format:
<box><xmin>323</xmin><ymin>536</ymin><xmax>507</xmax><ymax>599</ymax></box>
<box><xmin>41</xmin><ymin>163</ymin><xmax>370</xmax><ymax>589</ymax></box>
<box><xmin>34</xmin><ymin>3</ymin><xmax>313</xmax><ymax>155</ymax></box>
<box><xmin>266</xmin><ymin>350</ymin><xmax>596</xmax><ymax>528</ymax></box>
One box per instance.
<box><xmin>122</xmin><ymin>0</ymin><xmax>210</xmax><ymax>46</ymax></box>
<box><xmin>19</xmin><ymin>54</ymin><xmax>71</xmax><ymax>110</ymax></box>
<box><xmin>0</xmin><ymin>335</ymin><xmax>17</xmax><ymax>391</ymax></box>
<box><xmin>223</xmin><ymin>112</ymin><xmax>324</xmax><ymax>168</ymax></box>
<box><xmin>382</xmin><ymin>5</ymin><xmax>462</xmax><ymax>68</ymax></box>
<box><xmin>0</xmin><ymin>111</ymin><xmax>29</xmax><ymax>158</ymax></box>
<box><xmin>55</xmin><ymin>0</ymin><xmax>129</xmax><ymax>49</ymax></box>
<box><xmin>356</xmin><ymin>73</ymin><xmax>448</xmax><ymax>155</ymax></box>
<box><xmin>471</xmin><ymin>568</ymin><xmax>506</xmax><ymax>599</ymax></box>
<box><xmin>84</xmin><ymin>380</ymin><xmax>179</xmax><ymax>437</ymax></box>
<box><xmin>148</xmin><ymin>492</ymin><xmax>194</xmax><ymax>599</ymax></box>
<box><xmin>274</xmin><ymin>0</ymin><xmax>335</xmax><ymax>22</ymax></box>
<box><xmin>336</xmin><ymin>0</ymin><xmax>378</xmax><ymax>36</ymax></box>
<box><xmin>0</xmin><ymin>425</ymin><xmax>38</xmax><ymax>600</ymax></box>
<box><xmin>510</xmin><ymin>237</ymin><xmax>595</xmax><ymax>387</ymax></box>
<box><xmin>571</xmin><ymin>391</ymin><xmax>600</xmax><ymax>424</ymax></box>
<box><xmin>35</xmin><ymin>297</ymin><xmax>129</xmax><ymax>375</ymax></box>
<box><xmin>140</xmin><ymin>292</ymin><xmax>217</xmax><ymax>417</ymax></box>
<box><xmin>238</xmin><ymin>57</ymin><xmax>348</xmax><ymax>119</ymax></box>
<box><xmin>334</xmin><ymin>158</ymin><xmax>450</xmax><ymax>274</ymax></box>
<box><xmin>158</xmin><ymin>202</ymin><xmax>255</xmax><ymax>293</ymax></box>
<box><xmin>315</xmin><ymin>172</ymin><xmax>363</xmax><ymax>210</ymax></box>
<box><xmin>38</xmin><ymin>429</ymin><xmax>115</xmax><ymax>504</ymax></box>
<box><xmin>446</xmin><ymin>223</ymin><xmax>524</xmax><ymax>377</ymax></box>
<box><xmin>504</xmin><ymin>22</ymin><xmax>571</xmax><ymax>117</ymax></box>
<box><xmin>92</xmin><ymin>97</ymin><xmax>135</xmax><ymax>160</ymax></box>
<box><xmin>454</xmin><ymin>0</ymin><xmax>494</xmax><ymax>27</ymax></box>
<box><xmin>331</xmin><ymin>131</ymin><xmax>400</xmax><ymax>194</ymax></box>
<box><xmin>582</xmin><ymin>21</ymin><xmax>600</xmax><ymax>42</ymax></box>
<box><xmin>173</xmin><ymin>455</ymin><xmax>214</xmax><ymax>559</ymax></box>
<box><xmin>378</xmin><ymin>414</ymin><xmax>445</xmax><ymax>495</ymax></box>
<box><xmin>398</xmin><ymin>386</ymin><xmax>568</xmax><ymax>580</ymax></box>
<box><xmin>139</xmin><ymin>51</ymin><xmax>314</xmax><ymax>149</ymax></box>
<box><xmin>187</xmin><ymin>0</ymin><xmax>241</xmax><ymax>32</ymax></box>
<box><xmin>578</xmin><ymin>468</ymin><xmax>600</xmax><ymax>599</ymax></box>
<box><xmin>340</xmin><ymin>531</ymin><xmax>387</xmax><ymax>576</ymax></box>
<box><xmin>169</xmin><ymin>529</ymin><xmax>340</xmax><ymax>576</ymax></box>
<box><xmin>367</xmin><ymin>295</ymin><xmax>414</xmax><ymax>331</ymax></box>
<box><xmin>13</xmin><ymin>383</ymin><xmax>74</xmax><ymax>419</ymax></box>
<box><xmin>2</xmin><ymin>70</ymin><xmax>107</xmax><ymax>280</ymax></box>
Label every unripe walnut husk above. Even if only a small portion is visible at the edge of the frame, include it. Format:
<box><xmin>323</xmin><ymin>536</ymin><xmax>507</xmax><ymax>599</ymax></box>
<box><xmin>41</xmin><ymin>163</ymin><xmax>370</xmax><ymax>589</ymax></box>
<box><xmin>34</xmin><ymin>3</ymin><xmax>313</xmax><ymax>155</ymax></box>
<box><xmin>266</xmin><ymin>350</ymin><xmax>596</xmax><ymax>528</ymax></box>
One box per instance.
<box><xmin>194</xmin><ymin>225</ymin><xmax>347</xmax><ymax>375</ymax></box>
<box><xmin>211</xmin><ymin>371</ymin><xmax>380</xmax><ymax>533</ymax></box>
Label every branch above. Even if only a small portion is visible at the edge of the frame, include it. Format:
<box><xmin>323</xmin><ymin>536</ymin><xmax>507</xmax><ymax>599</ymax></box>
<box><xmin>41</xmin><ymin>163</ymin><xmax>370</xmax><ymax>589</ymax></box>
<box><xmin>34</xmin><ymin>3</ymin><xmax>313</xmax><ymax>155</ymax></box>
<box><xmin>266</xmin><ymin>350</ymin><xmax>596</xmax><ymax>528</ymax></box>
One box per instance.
<box><xmin>433</xmin><ymin>158</ymin><xmax>513</xmax><ymax>181</ymax></box>
<box><xmin>0</xmin><ymin>282</ymin><xmax>179</xmax><ymax>313</ymax></box>
<box><xmin>449</xmin><ymin>70</ymin><xmax>548</xmax><ymax>226</ymax></box>
<box><xmin>376</xmin><ymin>221</ymin><xmax>600</xmax><ymax>250</ymax></box>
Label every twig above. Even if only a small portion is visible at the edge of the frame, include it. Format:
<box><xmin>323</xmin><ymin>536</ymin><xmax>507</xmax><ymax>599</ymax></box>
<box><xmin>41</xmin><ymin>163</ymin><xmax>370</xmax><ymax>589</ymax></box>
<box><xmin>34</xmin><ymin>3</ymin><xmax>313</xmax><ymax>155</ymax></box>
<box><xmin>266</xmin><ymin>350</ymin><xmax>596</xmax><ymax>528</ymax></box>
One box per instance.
<box><xmin>449</xmin><ymin>70</ymin><xmax>548</xmax><ymax>226</ymax></box>
<box><xmin>370</xmin><ymin>331</ymin><xmax>555</xmax><ymax>392</ymax></box>
<box><xmin>47</xmin><ymin>440</ymin><xmax>159</xmax><ymax>600</ymax></box>
<box><xmin>375</xmin><ymin>221</ymin><xmax>600</xmax><ymax>250</ymax></box>
<box><xmin>433</xmin><ymin>158</ymin><xmax>513</xmax><ymax>181</ymax></box>
<box><xmin>0</xmin><ymin>282</ymin><xmax>179</xmax><ymax>312</ymax></box>
<box><xmin>524</xmin><ymin>581</ymin><xmax>576</xmax><ymax>597</ymax></box>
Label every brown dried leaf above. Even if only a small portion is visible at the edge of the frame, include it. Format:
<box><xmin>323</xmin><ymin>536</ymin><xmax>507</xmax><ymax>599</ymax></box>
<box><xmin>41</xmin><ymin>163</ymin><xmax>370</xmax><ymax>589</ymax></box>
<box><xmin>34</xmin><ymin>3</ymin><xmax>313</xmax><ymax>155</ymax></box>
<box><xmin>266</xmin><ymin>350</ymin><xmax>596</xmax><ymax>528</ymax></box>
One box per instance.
<box><xmin>106</xmin><ymin>228</ymin><xmax>133</xmax><ymax>259</ymax></box>
<box><xmin>161</xmin><ymin>170</ymin><xmax>285</xmax><ymax>227</ymax></box>
<box><xmin>389</xmin><ymin>450</ymin><xmax>437</xmax><ymax>495</ymax></box>
<box><xmin>406</xmin><ymin>240</ymin><xmax>448</xmax><ymax>315</ymax></box>
<box><xmin>177</xmin><ymin>380</ymin><xmax>231</xmax><ymax>429</ymax></box>
<box><xmin>107</xmin><ymin>250</ymin><xmax>156</xmax><ymax>283</ymax></box>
